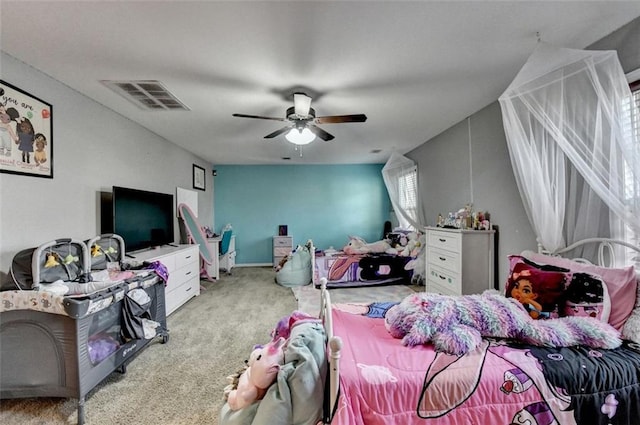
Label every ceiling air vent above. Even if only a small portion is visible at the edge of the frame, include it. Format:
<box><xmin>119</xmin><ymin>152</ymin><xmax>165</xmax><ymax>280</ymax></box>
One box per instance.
<box><xmin>101</xmin><ymin>80</ymin><xmax>190</xmax><ymax>111</ymax></box>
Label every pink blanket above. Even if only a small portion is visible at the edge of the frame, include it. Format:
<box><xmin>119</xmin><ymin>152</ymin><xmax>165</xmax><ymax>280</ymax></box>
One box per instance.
<box><xmin>331</xmin><ymin>303</ymin><xmax>640</xmax><ymax>425</ymax></box>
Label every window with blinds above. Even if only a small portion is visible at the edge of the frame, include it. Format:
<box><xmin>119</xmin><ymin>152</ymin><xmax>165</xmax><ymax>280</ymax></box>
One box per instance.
<box><xmin>398</xmin><ymin>166</ymin><xmax>418</xmax><ymax>229</ymax></box>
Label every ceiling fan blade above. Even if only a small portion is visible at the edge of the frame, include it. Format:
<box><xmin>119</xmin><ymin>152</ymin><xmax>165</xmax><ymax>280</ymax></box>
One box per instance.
<box><xmin>293</xmin><ymin>93</ymin><xmax>312</xmax><ymax>117</ymax></box>
<box><xmin>308</xmin><ymin>125</ymin><xmax>335</xmax><ymax>141</ymax></box>
<box><xmin>314</xmin><ymin>114</ymin><xmax>367</xmax><ymax>124</ymax></box>
<box><xmin>232</xmin><ymin>113</ymin><xmax>286</xmax><ymax>122</ymax></box>
<box><xmin>264</xmin><ymin>126</ymin><xmax>292</xmax><ymax>139</ymax></box>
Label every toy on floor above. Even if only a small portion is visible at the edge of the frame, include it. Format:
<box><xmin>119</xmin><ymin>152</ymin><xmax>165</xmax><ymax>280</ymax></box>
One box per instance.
<box><xmin>385</xmin><ymin>290</ymin><xmax>622</xmax><ymax>355</ymax></box>
<box><xmin>227</xmin><ymin>337</ymin><xmax>285</xmax><ymax>410</ymax></box>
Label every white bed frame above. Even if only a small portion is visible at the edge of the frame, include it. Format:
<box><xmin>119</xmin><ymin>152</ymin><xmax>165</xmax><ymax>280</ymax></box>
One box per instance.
<box><xmin>319</xmin><ymin>238</ymin><xmax>640</xmax><ymax>424</ymax></box>
<box><xmin>318</xmin><ymin>276</ymin><xmax>341</xmax><ymax>423</ymax></box>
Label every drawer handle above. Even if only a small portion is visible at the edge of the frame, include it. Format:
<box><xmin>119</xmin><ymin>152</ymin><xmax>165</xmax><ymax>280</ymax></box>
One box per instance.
<box><xmin>438</xmin><ymin>274</ymin><xmax>446</xmax><ymax>280</ymax></box>
<box><xmin>185</xmin><ymin>271</ymin><xmax>192</xmax><ymax>276</ymax></box>
<box><xmin>185</xmin><ymin>255</ymin><xmax>192</xmax><ymax>259</ymax></box>
<box><xmin>185</xmin><ymin>287</ymin><xmax>192</xmax><ymax>292</ymax></box>
<box><xmin>439</xmin><ymin>257</ymin><xmax>446</xmax><ymax>261</ymax></box>
<box><xmin>439</xmin><ymin>238</ymin><xmax>446</xmax><ymax>242</ymax></box>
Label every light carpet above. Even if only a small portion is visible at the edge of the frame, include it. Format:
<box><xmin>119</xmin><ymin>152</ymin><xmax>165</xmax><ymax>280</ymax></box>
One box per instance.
<box><xmin>292</xmin><ymin>283</ymin><xmax>419</xmax><ymax>317</ymax></box>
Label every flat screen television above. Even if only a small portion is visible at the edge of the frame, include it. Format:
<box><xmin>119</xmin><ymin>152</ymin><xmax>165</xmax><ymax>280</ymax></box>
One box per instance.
<box><xmin>109</xmin><ymin>186</ymin><xmax>175</xmax><ymax>253</ymax></box>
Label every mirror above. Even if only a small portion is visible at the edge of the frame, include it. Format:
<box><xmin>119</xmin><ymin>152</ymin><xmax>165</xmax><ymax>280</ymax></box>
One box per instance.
<box><xmin>177</xmin><ymin>203</ymin><xmax>214</xmax><ymax>265</ymax></box>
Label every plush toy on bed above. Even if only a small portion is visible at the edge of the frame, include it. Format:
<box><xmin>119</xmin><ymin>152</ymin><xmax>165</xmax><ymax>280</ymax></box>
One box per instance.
<box><xmin>343</xmin><ymin>235</ymin><xmax>396</xmax><ymax>255</ymax></box>
<box><xmin>227</xmin><ymin>337</ymin><xmax>285</xmax><ymax>411</ymax></box>
<box><xmin>384</xmin><ymin>291</ymin><xmax>622</xmax><ymax>355</ymax></box>
<box><xmin>271</xmin><ymin>310</ymin><xmax>321</xmax><ymax>340</ymax></box>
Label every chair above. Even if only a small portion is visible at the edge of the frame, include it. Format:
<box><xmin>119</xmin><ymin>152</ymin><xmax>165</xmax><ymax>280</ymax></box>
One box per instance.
<box><xmin>219</xmin><ymin>227</ymin><xmax>235</xmax><ymax>275</ymax></box>
<box><xmin>177</xmin><ymin>203</ymin><xmax>215</xmax><ymax>282</ymax></box>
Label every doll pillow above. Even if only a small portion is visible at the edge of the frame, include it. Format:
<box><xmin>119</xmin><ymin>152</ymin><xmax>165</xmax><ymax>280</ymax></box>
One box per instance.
<box><xmin>522</xmin><ymin>251</ymin><xmax>637</xmax><ymax>331</ymax></box>
<box><xmin>563</xmin><ymin>272</ymin><xmax>611</xmax><ymax>323</ymax></box>
<box><xmin>505</xmin><ymin>261</ymin><xmax>568</xmax><ymax>320</ymax></box>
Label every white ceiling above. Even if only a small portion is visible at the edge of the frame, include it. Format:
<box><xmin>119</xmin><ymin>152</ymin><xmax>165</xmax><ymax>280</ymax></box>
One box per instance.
<box><xmin>2</xmin><ymin>1</ymin><xmax>640</xmax><ymax>165</ymax></box>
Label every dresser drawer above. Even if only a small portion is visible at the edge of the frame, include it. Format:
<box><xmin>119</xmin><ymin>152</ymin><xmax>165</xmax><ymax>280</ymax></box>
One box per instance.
<box><xmin>428</xmin><ymin>230</ymin><xmax>461</xmax><ymax>252</ymax></box>
<box><xmin>427</xmin><ymin>265</ymin><xmax>461</xmax><ymax>295</ymax></box>
<box><xmin>165</xmin><ymin>277</ymin><xmax>199</xmax><ymax>315</ymax></box>
<box><xmin>175</xmin><ymin>246</ymin><xmax>198</xmax><ymax>269</ymax></box>
<box><xmin>273</xmin><ymin>237</ymin><xmax>292</xmax><ymax>247</ymax></box>
<box><xmin>427</xmin><ymin>248</ymin><xmax>460</xmax><ymax>274</ymax></box>
<box><xmin>166</xmin><ymin>261</ymin><xmax>198</xmax><ymax>294</ymax></box>
<box><xmin>274</xmin><ymin>247</ymin><xmax>291</xmax><ymax>257</ymax></box>
<box><xmin>155</xmin><ymin>254</ymin><xmax>176</xmax><ymax>273</ymax></box>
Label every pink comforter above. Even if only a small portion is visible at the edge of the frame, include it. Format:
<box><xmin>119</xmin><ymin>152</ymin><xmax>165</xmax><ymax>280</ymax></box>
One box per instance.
<box><xmin>331</xmin><ymin>304</ymin><xmax>640</xmax><ymax>425</ymax></box>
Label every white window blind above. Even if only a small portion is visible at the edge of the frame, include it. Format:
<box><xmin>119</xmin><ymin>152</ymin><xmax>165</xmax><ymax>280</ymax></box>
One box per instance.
<box><xmin>398</xmin><ymin>166</ymin><xmax>418</xmax><ymax>229</ymax></box>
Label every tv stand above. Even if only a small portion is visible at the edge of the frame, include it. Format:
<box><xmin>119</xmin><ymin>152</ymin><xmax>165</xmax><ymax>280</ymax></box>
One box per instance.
<box><xmin>130</xmin><ymin>244</ymin><xmax>200</xmax><ymax>316</ymax></box>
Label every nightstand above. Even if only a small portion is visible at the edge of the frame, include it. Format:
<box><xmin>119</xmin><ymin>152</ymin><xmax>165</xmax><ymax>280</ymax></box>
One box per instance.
<box><xmin>273</xmin><ymin>235</ymin><xmax>293</xmax><ymax>267</ymax></box>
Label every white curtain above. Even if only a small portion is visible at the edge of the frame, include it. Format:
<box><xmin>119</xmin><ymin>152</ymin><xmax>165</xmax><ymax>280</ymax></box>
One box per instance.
<box><xmin>382</xmin><ymin>152</ymin><xmax>425</xmax><ymax>231</ymax></box>
<box><xmin>499</xmin><ymin>43</ymin><xmax>640</xmax><ymax>262</ymax></box>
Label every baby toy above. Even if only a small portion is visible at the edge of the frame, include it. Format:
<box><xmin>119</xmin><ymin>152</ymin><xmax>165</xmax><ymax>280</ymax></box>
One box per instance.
<box><xmin>91</xmin><ymin>243</ymin><xmax>103</xmax><ymax>257</ymax></box>
<box><xmin>227</xmin><ymin>337</ymin><xmax>286</xmax><ymax>411</ymax></box>
<box><xmin>343</xmin><ymin>235</ymin><xmax>396</xmax><ymax>255</ymax></box>
<box><xmin>384</xmin><ymin>291</ymin><xmax>621</xmax><ymax>355</ymax></box>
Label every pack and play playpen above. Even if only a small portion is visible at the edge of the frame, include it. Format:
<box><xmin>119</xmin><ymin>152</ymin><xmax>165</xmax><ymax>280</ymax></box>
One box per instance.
<box><xmin>0</xmin><ymin>235</ymin><xmax>168</xmax><ymax>425</ymax></box>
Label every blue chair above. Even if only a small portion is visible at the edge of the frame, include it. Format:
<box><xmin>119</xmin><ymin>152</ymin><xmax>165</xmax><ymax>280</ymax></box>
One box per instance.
<box><xmin>219</xmin><ymin>228</ymin><xmax>235</xmax><ymax>274</ymax></box>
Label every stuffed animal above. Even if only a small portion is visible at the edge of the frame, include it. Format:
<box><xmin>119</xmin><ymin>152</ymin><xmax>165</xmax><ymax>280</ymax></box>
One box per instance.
<box><xmin>399</xmin><ymin>231</ymin><xmax>423</xmax><ymax>257</ymax></box>
<box><xmin>271</xmin><ymin>310</ymin><xmax>321</xmax><ymax>341</ymax></box>
<box><xmin>223</xmin><ymin>345</ymin><xmax>263</xmax><ymax>401</ymax></box>
<box><xmin>385</xmin><ymin>291</ymin><xmax>622</xmax><ymax>355</ymax></box>
<box><xmin>227</xmin><ymin>337</ymin><xmax>285</xmax><ymax>410</ymax></box>
<box><xmin>343</xmin><ymin>235</ymin><xmax>396</xmax><ymax>255</ymax></box>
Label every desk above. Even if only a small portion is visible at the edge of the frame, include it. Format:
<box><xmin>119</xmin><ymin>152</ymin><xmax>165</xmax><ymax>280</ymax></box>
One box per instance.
<box><xmin>205</xmin><ymin>237</ymin><xmax>220</xmax><ymax>280</ymax></box>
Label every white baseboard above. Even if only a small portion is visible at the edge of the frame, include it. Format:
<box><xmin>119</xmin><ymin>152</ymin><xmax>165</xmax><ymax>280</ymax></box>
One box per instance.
<box><xmin>235</xmin><ymin>263</ymin><xmax>273</xmax><ymax>268</ymax></box>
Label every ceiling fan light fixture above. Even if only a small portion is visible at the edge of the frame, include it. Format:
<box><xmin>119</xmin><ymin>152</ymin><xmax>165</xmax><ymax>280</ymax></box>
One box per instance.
<box><xmin>285</xmin><ymin>127</ymin><xmax>315</xmax><ymax>145</ymax></box>
<box><xmin>293</xmin><ymin>93</ymin><xmax>312</xmax><ymax>117</ymax></box>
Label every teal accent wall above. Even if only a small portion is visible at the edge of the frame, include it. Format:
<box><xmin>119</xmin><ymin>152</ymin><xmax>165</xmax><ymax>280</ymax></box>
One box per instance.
<box><xmin>214</xmin><ymin>164</ymin><xmax>390</xmax><ymax>265</ymax></box>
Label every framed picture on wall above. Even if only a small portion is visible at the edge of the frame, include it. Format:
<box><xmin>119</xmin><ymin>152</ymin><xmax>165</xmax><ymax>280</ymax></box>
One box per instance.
<box><xmin>0</xmin><ymin>80</ymin><xmax>53</xmax><ymax>178</ymax></box>
<box><xmin>193</xmin><ymin>164</ymin><xmax>206</xmax><ymax>191</ymax></box>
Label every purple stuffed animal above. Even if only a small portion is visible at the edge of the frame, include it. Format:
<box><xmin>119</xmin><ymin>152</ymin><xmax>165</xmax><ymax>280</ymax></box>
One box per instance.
<box><xmin>384</xmin><ymin>291</ymin><xmax>621</xmax><ymax>355</ymax></box>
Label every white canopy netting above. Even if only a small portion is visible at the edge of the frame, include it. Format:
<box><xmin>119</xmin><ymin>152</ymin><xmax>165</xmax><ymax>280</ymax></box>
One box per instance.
<box><xmin>382</xmin><ymin>152</ymin><xmax>426</xmax><ymax>231</ymax></box>
<box><xmin>499</xmin><ymin>43</ymin><xmax>640</xmax><ymax>262</ymax></box>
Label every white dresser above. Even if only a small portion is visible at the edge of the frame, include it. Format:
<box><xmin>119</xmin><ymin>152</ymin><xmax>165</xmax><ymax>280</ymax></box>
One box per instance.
<box><xmin>132</xmin><ymin>244</ymin><xmax>200</xmax><ymax>316</ymax></box>
<box><xmin>425</xmin><ymin>227</ymin><xmax>495</xmax><ymax>296</ymax></box>
<box><xmin>273</xmin><ymin>236</ymin><xmax>293</xmax><ymax>267</ymax></box>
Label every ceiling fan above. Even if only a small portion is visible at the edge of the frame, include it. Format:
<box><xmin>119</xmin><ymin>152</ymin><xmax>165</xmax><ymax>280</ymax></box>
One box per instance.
<box><xmin>232</xmin><ymin>93</ymin><xmax>367</xmax><ymax>145</ymax></box>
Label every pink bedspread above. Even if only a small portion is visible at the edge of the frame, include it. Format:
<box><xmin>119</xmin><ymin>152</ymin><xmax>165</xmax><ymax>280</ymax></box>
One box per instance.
<box><xmin>331</xmin><ymin>303</ymin><xmax>640</xmax><ymax>425</ymax></box>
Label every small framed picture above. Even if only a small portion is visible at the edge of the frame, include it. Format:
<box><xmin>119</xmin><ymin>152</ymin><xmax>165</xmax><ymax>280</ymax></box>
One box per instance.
<box><xmin>192</xmin><ymin>164</ymin><xmax>205</xmax><ymax>191</ymax></box>
<box><xmin>278</xmin><ymin>225</ymin><xmax>288</xmax><ymax>236</ymax></box>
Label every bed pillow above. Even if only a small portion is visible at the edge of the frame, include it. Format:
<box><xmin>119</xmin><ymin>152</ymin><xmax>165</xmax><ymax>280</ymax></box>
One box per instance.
<box><xmin>622</xmin><ymin>278</ymin><xmax>640</xmax><ymax>343</ymax></box>
<box><xmin>522</xmin><ymin>251</ymin><xmax>637</xmax><ymax>331</ymax></box>
<box><xmin>563</xmin><ymin>272</ymin><xmax>611</xmax><ymax>323</ymax></box>
<box><xmin>505</xmin><ymin>262</ymin><xmax>568</xmax><ymax>319</ymax></box>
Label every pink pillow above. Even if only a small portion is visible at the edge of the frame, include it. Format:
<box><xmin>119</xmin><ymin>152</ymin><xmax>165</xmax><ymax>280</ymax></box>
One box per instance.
<box><xmin>524</xmin><ymin>252</ymin><xmax>637</xmax><ymax>331</ymax></box>
<box><xmin>563</xmin><ymin>272</ymin><xmax>611</xmax><ymax>323</ymax></box>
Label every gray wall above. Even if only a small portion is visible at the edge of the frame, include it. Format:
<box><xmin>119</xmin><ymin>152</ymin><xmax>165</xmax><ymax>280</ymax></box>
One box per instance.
<box><xmin>408</xmin><ymin>17</ymin><xmax>640</xmax><ymax>289</ymax></box>
<box><xmin>407</xmin><ymin>102</ymin><xmax>536</xmax><ymax>288</ymax></box>
<box><xmin>0</xmin><ymin>53</ymin><xmax>214</xmax><ymax>278</ymax></box>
